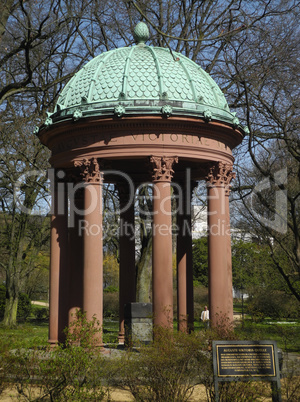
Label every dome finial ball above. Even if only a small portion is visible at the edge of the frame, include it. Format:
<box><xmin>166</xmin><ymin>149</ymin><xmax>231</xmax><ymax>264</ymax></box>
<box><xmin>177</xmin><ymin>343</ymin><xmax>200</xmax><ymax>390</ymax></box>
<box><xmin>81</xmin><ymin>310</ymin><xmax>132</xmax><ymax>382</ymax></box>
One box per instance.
<box><xmin>133</xmin><ymin>22</ymin><xmax>150</xmax><ymax>44</ymax></box>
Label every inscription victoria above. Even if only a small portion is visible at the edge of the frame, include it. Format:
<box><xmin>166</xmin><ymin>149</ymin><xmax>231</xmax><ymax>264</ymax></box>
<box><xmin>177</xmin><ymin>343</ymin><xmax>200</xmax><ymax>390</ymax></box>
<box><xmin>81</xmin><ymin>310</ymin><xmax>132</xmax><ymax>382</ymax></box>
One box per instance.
<box><xmin>52</xmin><ymin>133</ymin><xmax>230</xmax><ymax>154</ymax></box>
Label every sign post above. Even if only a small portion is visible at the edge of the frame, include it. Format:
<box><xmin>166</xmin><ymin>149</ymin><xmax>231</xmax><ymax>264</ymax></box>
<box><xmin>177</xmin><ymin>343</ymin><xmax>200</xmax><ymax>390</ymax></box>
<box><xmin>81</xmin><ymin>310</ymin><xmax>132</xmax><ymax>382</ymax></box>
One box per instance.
<box><xmin>212</xmin><ymin>340</ymin><xmax>282</xmax><ymax>402</ymax></box>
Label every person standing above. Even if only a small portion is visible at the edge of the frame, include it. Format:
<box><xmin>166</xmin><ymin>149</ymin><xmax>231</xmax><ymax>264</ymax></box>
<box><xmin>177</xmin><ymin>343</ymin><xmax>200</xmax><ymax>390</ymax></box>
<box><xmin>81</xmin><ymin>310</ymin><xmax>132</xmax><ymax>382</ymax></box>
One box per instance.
<box><xmin>201</xmin><ymin>306</ymin><xmax>209</xmax><ymax>326</ymax></box>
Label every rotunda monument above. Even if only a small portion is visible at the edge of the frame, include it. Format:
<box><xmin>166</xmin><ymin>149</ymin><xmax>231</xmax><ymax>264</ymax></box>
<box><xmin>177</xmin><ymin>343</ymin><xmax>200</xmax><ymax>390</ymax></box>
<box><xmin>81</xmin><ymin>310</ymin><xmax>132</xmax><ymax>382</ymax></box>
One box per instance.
<box><xmin>37</xmin><ymin>22</ymin><xmax>245</xmax><ymax>345</ymax></box>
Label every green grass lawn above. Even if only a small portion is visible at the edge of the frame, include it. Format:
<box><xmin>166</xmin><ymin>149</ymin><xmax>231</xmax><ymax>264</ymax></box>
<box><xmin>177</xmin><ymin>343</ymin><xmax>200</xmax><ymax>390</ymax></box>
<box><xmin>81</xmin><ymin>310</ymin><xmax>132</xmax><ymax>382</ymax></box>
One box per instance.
<box><xmin>232</xmin><ymin>301</ymin><xmax>300</xmax><ymax>352</ymax></box>
<box><xmin>1</xmin><ymin>316</ymin><xmax>299</xmax><ymax>354</ymax></box>
<box><xmin>235</xmin><ymin>319</ymin><xmax>300</xmax><ymax>353</ymax></box>
<box><xmin>0</xmin><ymin>321</ymin><xmax>49</xmax><ymax>354</ymax></box>
<box><xmin>0</xmin><ymin>318</ymin><xmax>120</xmax><ymax>354</ymax></box>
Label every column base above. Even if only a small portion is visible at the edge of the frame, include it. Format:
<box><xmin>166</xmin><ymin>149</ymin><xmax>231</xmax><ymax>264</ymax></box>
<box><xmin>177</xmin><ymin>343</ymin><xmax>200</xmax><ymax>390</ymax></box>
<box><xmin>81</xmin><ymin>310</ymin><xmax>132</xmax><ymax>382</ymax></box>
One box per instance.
<box><xmin>48</xmin><ymin>339</ymin><xmax>59</xmax><ymax>348</ymax></box>
<box><xmin>118</xmin><ymin>332</ymin><xmax>125</xmax><ymax>345</ymax></box>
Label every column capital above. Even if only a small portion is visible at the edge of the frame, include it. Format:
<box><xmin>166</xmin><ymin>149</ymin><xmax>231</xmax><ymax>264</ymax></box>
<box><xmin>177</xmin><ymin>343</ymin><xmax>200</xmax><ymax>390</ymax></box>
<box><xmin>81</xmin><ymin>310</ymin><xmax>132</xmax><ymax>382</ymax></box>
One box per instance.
<box><xmin>149</xmin><ymin>155</ymin><xmax>178</xmax><ymax>182</ymax></box>
<box><xmin>206</xmin><ymin>162</ymin><xmax>236</xmax><ymax>191</ymax></box>
<box><xmin>74</xmin><ymin>158</ymin><xmax>103</xmax><ymax>184</ymax></box>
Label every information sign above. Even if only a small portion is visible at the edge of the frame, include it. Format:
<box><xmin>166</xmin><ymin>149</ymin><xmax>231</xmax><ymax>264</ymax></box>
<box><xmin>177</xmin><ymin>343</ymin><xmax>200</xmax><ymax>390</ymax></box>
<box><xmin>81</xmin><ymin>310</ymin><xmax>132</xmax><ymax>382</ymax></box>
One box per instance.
<box><xmin>216</xmin><ymin>343</ymin><xmax>276</xmax><ymax>377</ymax></box>
<box><xmin>212</xmin><ymin>340</ymin><xmax>281</xmax><ymax>402</ymax></box>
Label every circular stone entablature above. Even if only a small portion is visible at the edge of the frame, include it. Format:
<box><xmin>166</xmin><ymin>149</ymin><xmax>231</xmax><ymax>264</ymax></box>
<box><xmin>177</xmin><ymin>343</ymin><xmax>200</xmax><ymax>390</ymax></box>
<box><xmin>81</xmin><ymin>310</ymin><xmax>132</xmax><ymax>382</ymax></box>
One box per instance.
<box><xmin>37</xmin><ymin>22</ymin><xmax>245</xmax><ymax>181</ymax></box>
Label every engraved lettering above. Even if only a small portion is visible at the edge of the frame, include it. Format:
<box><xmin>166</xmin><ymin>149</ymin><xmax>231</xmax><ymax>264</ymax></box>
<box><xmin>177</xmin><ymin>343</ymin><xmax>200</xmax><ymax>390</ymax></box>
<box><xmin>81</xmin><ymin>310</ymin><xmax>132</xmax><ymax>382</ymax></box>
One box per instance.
<box><xmin>197</xmin><ymin>136</ymin><xmax>204</xmax><ymax>145</ymax></box>
<box><xmin>149</xmin><ymin>133</ymin><xmax>157</xmax><ymax>141</ymax></box>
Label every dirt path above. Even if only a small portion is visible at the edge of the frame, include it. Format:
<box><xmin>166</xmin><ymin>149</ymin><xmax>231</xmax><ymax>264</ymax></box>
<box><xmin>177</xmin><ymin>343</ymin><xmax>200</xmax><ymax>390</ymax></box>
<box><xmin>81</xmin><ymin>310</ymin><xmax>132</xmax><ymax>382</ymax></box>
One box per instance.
<box><xmin>31</xmin><ymin>301</ymin><xmax>49</xmax><ymax>307</ymax></box>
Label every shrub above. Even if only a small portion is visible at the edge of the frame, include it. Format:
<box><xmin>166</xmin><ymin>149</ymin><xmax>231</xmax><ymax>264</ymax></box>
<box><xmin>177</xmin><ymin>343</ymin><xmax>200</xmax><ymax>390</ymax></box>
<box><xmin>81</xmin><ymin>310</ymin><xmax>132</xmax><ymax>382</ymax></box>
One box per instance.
<box><xmin>17</xmin><ymin>292</ymin><xmax>32</xmax><ymax>321</ymax></box>
<box><xmin>281</xmin><ymin>354</ymin><xmax>300</xmax><ymax>401</ymax></box>
<box><xmin>247</xmin><ymin>290</ymin><xmax>299</xmax><ymax>321</ymax></box>
<box><xmin>6</xmin><ymin>312</ymin><xmax>109</xmax><ymax>401</ymax></box>
<box><xmin>103</xmin><ymin>285</ymin><xmax>118</xmax><ymax>293</ymax></box>
<box><xmin>108</xmin><ymin>324</ymin><xmax>269</xmax><ymax>402</ymax></box>
<box><xmin>32</xmin><ymin>306</ymin><xmax>49</xmax><ymax>321</ymax></box>
<box><xmin>0</xmin><ymin>286</ymin><xmax>32</xmax><ymax>321</ymax></box>
<box><xmin>2</xmin><ymin>316</ymin><xmax>299</xmax><ymax>401</ymax></box>
<box><xmin>103</xmin><ymin>291</ymin><xmax>119</xmax><ymax>318</ymax></box>
<box><xmin>108</xmin><ymin>327</ymin><xmax>205</xmax><ymax>401</ymax></box>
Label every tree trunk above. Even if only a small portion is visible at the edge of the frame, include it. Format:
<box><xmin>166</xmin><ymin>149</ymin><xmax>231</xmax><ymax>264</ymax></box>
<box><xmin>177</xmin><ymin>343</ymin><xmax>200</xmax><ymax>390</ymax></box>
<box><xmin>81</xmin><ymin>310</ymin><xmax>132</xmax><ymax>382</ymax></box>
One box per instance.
<box><xmin>136</xmin><ymin>233</ymin><xmax>152</xmax><ymax>303</ymax></box>
<box><xmin>3</xmin><ymin>295</ymin><xmax>18</xmax><ymax>326</ymax></box>
<box><xmin>3</xmin><ymin>211</ymin><xmax>27</xmax><ymax>327</ymax></box>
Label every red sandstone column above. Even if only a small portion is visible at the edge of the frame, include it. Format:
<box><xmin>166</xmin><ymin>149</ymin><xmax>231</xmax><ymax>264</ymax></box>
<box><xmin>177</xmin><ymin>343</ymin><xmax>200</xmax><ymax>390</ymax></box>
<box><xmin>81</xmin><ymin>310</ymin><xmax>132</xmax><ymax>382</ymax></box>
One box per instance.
<box><xmin>206</xmin><ymin>162</ymin><xmax>234</xmax><ymax>328</ymax></box>
<box><xmin>58</xmin><ymin>191</ymin><xmax>69</xmax><ymax>344</ymax></box>
<box><xmin>177</xmin><ymin>209</ymin><xmax>188</xmax><ymax>333</ymax></box>
<box><xmin>176</xmin><ymin>183</ymin><xmax>194</xmax><ymax>333</ymax></box>
<box><xmin>186</xmin><ymin>210</ymin><xmax>194</xmax><ymax>332</ymax></box>
<box><xmin>49</xmin><ymin>174</ymin><xmax>68</xmax><ymax>345</ymax></box>
<box><xmin>75</xmin><ymin>158</ymin><xmax>103</xmax><ymax>345</ymax></box>
<box><xmin>68</xmin><ymin>189</ymin><xmax>84</xmax><ymax>326</ymax></box>
<box><xmin>150</xmin><ymin>156</ymin><xmax>178</xmax><ymax>329</ymax></box>
<box><xmin>118</xmin><ymin>182</ymin><xmax>136</xmax><ymax>344</ymax></box>
<box><xmin>225</xmin><ymin>173</ymin><xmax>235</xmax><ymax>324</ymax></box>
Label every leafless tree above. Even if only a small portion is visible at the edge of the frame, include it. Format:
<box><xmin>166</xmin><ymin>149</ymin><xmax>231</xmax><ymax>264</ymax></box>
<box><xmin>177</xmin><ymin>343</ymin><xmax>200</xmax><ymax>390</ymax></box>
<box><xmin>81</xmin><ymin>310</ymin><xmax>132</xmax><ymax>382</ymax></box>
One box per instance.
<box><xmin>225</xmin><ymin>2</ymin><xmax>300</xmax><ymax>301</ymax></box>
<box><xmin>127</xmin><ymin>0</ymin><xmax>300</xmax><ymax>301</ymax></box>
<box><xmin>0</xmin><ymin>0</ymin><xmax>112</xmax><ymax>325</ymax></box>
<box><xmin>1</xmin><ymin>0</ymin><xmax>299</xmax><ymax>324</ymax></box>
<box><xmin>0</xmin><ymin>101</ymin><xmax>50</xmax><ymax>325</ymax></box>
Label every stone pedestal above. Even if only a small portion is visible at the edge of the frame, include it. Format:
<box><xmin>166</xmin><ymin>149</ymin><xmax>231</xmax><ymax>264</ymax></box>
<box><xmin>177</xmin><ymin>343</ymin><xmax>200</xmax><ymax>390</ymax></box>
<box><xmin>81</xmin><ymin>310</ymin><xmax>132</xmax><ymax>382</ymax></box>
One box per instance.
<box><xmin>124</xmin><ymin>303</ymin><xmax>153</xmax><ymax>346</ymax></box>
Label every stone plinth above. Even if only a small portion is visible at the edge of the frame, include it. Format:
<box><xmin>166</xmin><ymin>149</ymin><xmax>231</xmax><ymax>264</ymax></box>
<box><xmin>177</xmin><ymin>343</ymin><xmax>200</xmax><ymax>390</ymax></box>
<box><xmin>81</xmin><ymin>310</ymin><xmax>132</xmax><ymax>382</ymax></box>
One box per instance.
<box><xmin>124</xmin><ymin>303</ymin><xmax>153</xmax><ymax>346</ymax></box>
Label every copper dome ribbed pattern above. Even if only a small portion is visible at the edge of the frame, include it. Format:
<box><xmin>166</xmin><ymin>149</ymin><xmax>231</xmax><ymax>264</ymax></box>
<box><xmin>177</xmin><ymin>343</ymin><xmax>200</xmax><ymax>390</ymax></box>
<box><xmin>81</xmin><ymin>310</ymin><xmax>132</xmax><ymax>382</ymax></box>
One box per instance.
<box><xmin>50</xmin><ymin>22</ymin><xmax>239</xmax><ymax>128</ymax></box>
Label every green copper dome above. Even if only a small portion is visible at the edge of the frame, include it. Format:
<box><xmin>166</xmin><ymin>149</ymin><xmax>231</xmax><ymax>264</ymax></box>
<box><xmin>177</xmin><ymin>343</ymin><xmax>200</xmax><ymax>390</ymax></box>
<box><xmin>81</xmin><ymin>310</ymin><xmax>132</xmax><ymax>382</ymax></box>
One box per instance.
<box><xmin>48</xmin><ymin>22</ymin><xmax>240</xmax><ymax>128</ymax></box>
